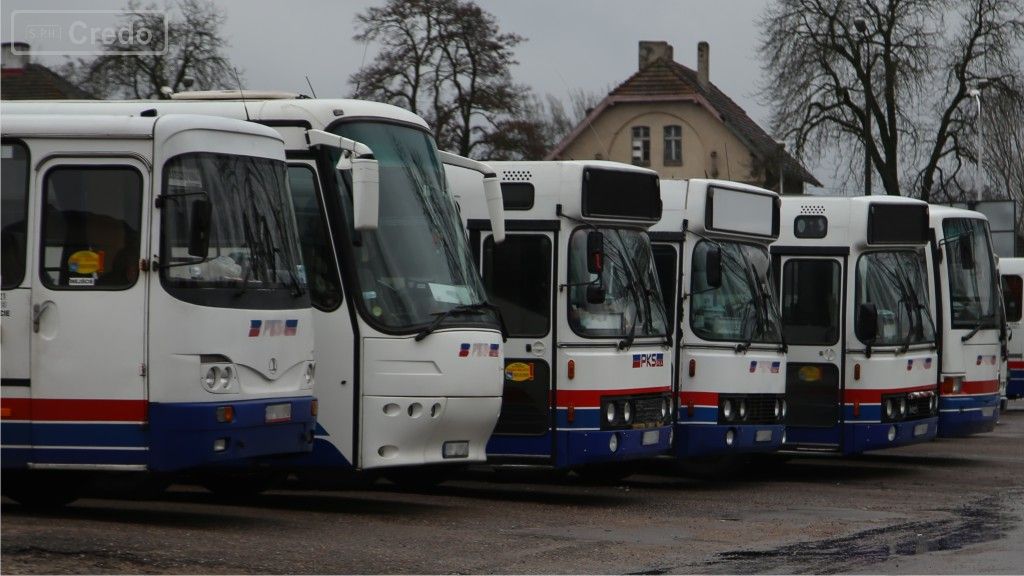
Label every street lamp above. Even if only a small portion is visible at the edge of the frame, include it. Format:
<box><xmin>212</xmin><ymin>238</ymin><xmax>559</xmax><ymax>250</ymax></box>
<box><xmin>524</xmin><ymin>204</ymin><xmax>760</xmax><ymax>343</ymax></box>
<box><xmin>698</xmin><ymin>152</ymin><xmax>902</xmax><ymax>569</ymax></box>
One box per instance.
<box><xmin>854</xmin><ymin>17</ymin><xmax>872</xmax><ymax>195</ymax></box>
<box><xmin>968</xmin><ymin>79</ymin><xmax>991</xmax><ymax>203</ymax></box>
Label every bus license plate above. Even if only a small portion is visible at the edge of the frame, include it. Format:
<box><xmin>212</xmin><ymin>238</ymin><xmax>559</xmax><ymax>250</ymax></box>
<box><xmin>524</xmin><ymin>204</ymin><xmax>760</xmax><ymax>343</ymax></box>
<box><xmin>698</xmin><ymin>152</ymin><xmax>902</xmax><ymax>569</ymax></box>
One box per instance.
<box><xmin>265</xmin><ymin>403</ymin><xmax>292</xmax><ymax>423</ymax></box>
<box><xmin>914</xmin><ymin>423</ymin><xmax>928</xmax><ymax>437</ymax></box>
<box><xmin>642</xmin><ymin>430</ymin><xmax>660</xmax><ymax>445</ymax></box>
<box><xmin>981</xmin><ymin>407</ymin><xmax>995</xmax><ymax>418</ymax></box>
<box><xmin>755</xmin><ymin>429</ymin><xmax>773</xmax><ymax>442</ymax></box>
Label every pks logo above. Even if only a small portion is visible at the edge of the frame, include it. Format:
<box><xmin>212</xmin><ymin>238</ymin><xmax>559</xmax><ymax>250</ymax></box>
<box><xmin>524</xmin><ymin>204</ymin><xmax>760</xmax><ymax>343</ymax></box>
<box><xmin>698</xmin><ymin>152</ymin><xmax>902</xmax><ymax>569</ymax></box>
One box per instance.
<box><xmin>459</xmin><ymin>343</ymin><xmax>500</xmax><ymax>358</ymax></box>
<box><xmin>976</xmin><ymin>355</ymin><xmax>997</xmax><ymax>366</ymax></box>
<box><xmin>249</xmin><ymin>319</ymin><xmax>298</xmax><ymax>337</ymax></box>
<box><xmin>632</xmin><ymin>353</ymin><xmax>664</xmax><ymax>368</ymax></box>
<box><xmin>749</xmin><ymin>361</ymin><xmax>781</xmax><ymax>373</ymax></box>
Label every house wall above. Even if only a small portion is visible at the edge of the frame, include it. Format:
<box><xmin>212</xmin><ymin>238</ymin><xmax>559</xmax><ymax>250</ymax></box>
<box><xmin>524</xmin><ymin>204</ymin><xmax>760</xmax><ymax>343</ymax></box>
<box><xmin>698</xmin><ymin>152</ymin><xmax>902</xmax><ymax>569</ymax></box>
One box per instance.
<box><xmin>553</xmin><ymin>100</ymin><xmax>763</xmax><ymax>185</ymax></box>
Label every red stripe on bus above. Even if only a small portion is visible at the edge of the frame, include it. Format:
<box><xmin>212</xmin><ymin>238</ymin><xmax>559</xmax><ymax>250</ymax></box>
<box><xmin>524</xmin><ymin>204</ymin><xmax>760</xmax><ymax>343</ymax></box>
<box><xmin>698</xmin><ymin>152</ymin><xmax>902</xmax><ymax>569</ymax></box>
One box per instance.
<box><xmin>843</xmin><ymin>384</ymin><xmax>936</xmax><ymax>403</ymax></box>
<box><xmin>940</xmin><ymin>379</ymin><xmax>1000</xmax><ymax>396</ymax></box>
<box><xmin>678</xmin><ymin>391</ymin><xmax>720</xmax><ymax>406</ymax></box>
<box><xmin>554</xmin><ymin>386</ymin><xmax>670</xmax><ymax>407</ymax></box>
<box><xmin>1008</xmin><ymin>360</ymin><xmax>1024</xmax><ymax>370</ymax></box>
<box><xmin>0</xmin><ymin>398</ymin><xmax>147</xmax><ymax>422</ymax></box>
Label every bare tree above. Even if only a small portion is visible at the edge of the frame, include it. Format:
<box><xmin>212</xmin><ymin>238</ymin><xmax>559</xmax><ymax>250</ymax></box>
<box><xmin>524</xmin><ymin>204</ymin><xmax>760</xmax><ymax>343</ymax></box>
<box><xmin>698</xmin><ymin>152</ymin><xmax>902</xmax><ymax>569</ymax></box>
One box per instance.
<box><xmin>60</xmin><ymin>0</ymin><xmax>238</xmax><ymax>99</ymax></box>
<box><xmin>759</xmin><ymin>0</ymin><xmax>1024</xmax><ymax>201</ymax></box>
<box><xmin>350</xmin><ymin>0</ymin><xmax>526</xmax><ymax>158</ymax></box>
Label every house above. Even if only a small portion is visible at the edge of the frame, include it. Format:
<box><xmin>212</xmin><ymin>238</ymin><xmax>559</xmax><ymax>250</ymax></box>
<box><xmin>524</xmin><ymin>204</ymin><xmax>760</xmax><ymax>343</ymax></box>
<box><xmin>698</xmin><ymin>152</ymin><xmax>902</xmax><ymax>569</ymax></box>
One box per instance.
<box><xmin>547</xmin><ymin>41</ymin><xmax>819</xmax><ymax>194</ymax></box>
<box><xmin>1</xmin><ymin>42</ymin><xmax>95</xmax><ymax>100</ymax></box>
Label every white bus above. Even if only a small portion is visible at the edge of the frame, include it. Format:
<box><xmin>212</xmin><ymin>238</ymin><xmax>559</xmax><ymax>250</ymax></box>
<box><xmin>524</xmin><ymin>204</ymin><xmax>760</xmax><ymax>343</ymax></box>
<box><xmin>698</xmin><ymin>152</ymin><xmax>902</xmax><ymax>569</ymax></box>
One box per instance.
<box><xmin>929</xmin><ymin>206</ymin><xmax>1002</xmax><ymax>436</ymax></box>
<box><xmin>773</xmin><ymin>196</ymin><xmax>939</xmax><ymax>454</ymax></box>
<box><xmin>1</xmin><ymin>114</ymin><xmax>317</xmax><ymax>505</ymax></box>
<box><xmin>650</xmin><ymin>180</ymin><xmax>787</xmax><ymax>459</ymax></box>
<box><xmin>4</xmin><ymin>94</ymin><xmax>507</xmax><ymax>480</ymax></box>
<box><xmin>450</xmin><ymin>161</ymin><xmax>673</xmax><ymax>474</ymax></box>
<box><xmin>1001</xmin><ymin>258</ymin><xmax>1023</xmax><ymax>401</ymax></box>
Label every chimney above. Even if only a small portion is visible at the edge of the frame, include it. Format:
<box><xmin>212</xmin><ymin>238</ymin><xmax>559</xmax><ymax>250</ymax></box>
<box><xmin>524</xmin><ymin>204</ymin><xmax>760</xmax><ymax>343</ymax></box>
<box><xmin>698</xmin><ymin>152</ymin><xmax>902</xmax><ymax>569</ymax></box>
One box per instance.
<box><xmin>1</xmin><ymin>42</ymin><xmax>31</xmax><ymax>71</ymax></box>
<box><xmin>639</xmin><ymin>41</ymin><xmax>673</xmax><ymax>70</ymax></box>
<box><xmin>697</xmin><ymin>41</ymin><xmax>710</xmax><ymax>88</ymax></box>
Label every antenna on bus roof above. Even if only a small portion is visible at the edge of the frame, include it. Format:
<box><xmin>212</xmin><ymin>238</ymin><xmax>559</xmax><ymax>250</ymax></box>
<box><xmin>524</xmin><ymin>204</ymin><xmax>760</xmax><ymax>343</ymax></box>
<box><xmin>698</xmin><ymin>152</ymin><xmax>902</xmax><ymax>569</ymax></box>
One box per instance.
<box><xmin>232</xmin><ymin>67</ymin><xmax>250</xmax><ymax>122</ymax></box>
<box><xmin>305</xmin><ymin>75</ymin><xmax>317</xmax><ymax>98</ymax></box>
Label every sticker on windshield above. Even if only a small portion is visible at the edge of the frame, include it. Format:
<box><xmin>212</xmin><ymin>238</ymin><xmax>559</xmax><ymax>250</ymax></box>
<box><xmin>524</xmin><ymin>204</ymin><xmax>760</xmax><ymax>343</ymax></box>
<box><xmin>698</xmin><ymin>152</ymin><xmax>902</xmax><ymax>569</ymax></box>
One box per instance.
<box><xmin>429</xmin><ymin>283</ymin><xmax>472</xmax><ymax>305</ymax></box>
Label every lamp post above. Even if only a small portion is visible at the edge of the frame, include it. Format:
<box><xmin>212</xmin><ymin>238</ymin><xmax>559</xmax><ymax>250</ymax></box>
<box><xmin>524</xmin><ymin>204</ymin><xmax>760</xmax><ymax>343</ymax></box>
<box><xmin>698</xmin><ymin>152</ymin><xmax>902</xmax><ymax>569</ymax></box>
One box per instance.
<box><xmin>968</xmin><ymin>79</ymin><xmax>991</xmax><ymax>203</ymax></box>
<box><xmin>854</xmin><ymin>17</ymin><xmax>872</xmax><ymax>195</ymax></box>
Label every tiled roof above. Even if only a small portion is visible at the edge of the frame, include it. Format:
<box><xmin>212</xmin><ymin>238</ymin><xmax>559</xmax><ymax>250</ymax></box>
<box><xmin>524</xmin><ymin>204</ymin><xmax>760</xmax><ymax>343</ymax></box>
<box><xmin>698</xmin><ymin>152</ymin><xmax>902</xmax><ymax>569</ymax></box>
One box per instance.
<box><xmin>1</xmin><ymin>64</ymin><xmax>95</xmax><ymax>100</ymax></box>
<box><xmin>554</xmin><ymin>58</ymin><xmax>820</xmax><ymax>186</ymax></box>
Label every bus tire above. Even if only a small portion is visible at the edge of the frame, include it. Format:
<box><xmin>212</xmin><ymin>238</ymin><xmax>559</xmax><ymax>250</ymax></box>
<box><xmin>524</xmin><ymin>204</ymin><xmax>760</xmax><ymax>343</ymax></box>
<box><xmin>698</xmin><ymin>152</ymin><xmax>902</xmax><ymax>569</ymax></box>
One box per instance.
<box><xmin>385</xmin><ymin>465</ymin><xmax>464</xmax><ymax>489</ymax></box>
<box><xmin>201</xmin><ymin>471</ymin><xmax>285</xmax><ymax>499</ymax></box>
<box><xmin>574</xmin><ymin>463</ymin><xmax>636</xmax><ymax>484</ymax></box>
<box><xmin>2</xmin><ymin>472</ymin><xmax>80</xmax><ymax>508</ymax></box>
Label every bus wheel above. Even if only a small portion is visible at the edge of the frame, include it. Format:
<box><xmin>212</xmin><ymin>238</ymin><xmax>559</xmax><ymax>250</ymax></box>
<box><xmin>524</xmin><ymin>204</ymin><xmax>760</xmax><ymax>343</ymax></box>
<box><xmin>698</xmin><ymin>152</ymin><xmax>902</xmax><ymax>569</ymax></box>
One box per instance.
<box><xmin>2</xmin><ymin>472</ymin><xmax>80</xmax><ymax>508</ymax></box>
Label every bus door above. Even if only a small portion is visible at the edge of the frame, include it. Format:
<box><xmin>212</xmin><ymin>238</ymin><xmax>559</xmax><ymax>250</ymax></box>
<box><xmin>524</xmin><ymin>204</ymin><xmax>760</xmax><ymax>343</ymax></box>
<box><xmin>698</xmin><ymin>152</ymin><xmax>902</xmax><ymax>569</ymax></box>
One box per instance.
<box><xmin>479</xmin><ymin>231</ymin><xmax>555</xmax><ymax>459</ymax></box>
<box><xmin>778</xmin><ymin>255</ymin><xmax>845</xmax><ymax>446</ymax></box>
<box><xmin>650</xmin><ymin>241</ymin><xmax>682</xmax><ymax>409</ymax></box>
<box><xmin>31</xmin><ymin>158</ymin><xmax>149</xmax><ymax>464</ymax></box>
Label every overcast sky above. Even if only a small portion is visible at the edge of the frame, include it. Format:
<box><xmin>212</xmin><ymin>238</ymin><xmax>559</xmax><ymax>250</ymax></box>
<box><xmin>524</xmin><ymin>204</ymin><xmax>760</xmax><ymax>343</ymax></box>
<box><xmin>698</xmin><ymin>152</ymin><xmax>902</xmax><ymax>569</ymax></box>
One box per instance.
<box><xmin>4</xmin><ymin>0</ymin><xmax>836</xmax><ymax>187</ymax></box>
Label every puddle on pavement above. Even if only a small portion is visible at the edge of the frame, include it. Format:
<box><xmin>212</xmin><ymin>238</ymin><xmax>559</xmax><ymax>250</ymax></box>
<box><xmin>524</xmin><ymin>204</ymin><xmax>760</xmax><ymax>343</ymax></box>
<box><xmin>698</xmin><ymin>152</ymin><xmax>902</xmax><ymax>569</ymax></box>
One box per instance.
<box><xmin>699</xmin><ymin>493</ymin><xmax>1018</xmax><ymax>574</ymax></box>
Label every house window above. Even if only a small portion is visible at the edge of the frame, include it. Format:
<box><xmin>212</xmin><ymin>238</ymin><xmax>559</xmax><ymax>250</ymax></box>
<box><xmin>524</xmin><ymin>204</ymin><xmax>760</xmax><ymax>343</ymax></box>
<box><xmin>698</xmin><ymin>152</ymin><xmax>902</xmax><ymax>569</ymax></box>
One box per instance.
<box><xmin>631</xmin><ymin>126</ymin><xmax>650</xmax><ymax>166</ymax></box>
<box><xmin>664</xmin><ymin>125</ymin><xmax>682</xmax><ymax>165</ymax></box>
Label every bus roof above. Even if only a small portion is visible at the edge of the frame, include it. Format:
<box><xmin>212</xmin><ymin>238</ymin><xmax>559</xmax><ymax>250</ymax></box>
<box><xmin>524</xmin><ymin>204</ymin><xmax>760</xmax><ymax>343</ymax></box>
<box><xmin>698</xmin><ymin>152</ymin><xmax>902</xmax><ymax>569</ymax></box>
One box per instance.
<box><xmin>776</xmin><ymin>195</ymin><xmax>931</xmax><ymax>249</ymax></box>
<box><xmin>1</xmin><ymin>113</ymin><xmax>284</xmax><ymax>143</ymax></box>
<box><xmin>928</xmin><ymin>204</ymin><xmax>989</xmax><ymax>225</ymax></box>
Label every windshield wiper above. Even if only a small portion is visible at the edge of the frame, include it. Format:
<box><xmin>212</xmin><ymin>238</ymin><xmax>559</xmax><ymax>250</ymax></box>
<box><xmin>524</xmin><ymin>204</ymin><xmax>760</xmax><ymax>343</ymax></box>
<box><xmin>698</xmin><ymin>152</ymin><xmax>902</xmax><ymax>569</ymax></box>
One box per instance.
<box><xmin>414</xmin><ymin>302</ymin><xmax>503</xmax><ymax>342</ymax></box>
<box><xmin>961</xmin><ymin>320</ymin><xmax>988</xmax><ymax>343</ymax></box>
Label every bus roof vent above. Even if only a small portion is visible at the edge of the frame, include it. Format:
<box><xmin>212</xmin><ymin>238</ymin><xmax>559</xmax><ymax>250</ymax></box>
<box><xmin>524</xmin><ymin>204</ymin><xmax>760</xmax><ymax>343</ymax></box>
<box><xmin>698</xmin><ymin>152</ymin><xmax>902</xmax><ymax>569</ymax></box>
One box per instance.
<box><xmin>501</xmin><ymin>169</ymin><xmax>533</xmax><ymax>182</ymax></box>
<box><xmin>799</xmin><ymin>204</ymin><xmax>826</xmax><ymax>215</ymax></box>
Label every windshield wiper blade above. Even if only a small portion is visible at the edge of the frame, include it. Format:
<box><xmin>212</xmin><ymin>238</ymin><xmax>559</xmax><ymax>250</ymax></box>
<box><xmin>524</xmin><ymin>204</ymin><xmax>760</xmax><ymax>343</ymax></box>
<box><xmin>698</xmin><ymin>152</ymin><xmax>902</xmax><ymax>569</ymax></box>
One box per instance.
<box><xmin>414</xmin><ymin>302</ymin><xmax>498</xmax><ymax>342</ymax></box>
<box><xmin>961</xmin><ymin>320</ymin><xmax>987</xmax><ymax>342</ymax></box>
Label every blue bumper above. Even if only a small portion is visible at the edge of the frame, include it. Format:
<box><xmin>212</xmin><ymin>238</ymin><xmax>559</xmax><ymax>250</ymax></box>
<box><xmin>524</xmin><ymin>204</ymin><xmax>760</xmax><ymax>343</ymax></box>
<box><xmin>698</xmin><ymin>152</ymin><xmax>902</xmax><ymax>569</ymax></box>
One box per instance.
<box><xmin>1007</xmin><ymin>373</ymin><xmax>1024</xmax><ymax>399</ymax></box>
<box><xmin>937</xmin><ymin>395</ymin><xmax>1000</xmax><ymax>437</ymax></box>
<box><xmin>487</xmin><ymin>426</ymin><xmax>672</xmax><ymax>470</ymax></box>
<box><xmin>673</xmin><ymin>423</ymin><xmax>784</xmax><ymax>458</ymax></box>
<box><xmin>786</xmin><ymin>417</ymin><xmax>937</xmax><ymax>455</ymax></box>
<box><xmin>148</xmin><ymin>397</ymin><xmax>316</xmax><ymax>472</ymax></box>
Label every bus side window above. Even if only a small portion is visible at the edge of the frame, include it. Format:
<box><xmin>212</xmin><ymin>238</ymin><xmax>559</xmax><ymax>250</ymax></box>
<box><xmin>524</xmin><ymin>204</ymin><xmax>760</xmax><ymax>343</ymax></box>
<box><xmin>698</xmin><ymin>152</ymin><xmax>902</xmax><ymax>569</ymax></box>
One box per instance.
<box><xmin>1004</xmin><ymin>275</ymin><xmax>1023</xmax><ymax>322</ymax></box>
<box><xmin>1</xmin><ymin>141</ymin><xmax>29</xmax><ymax>290</ymax></box>
<box><xmin>40</xmin><ymin>166</ymin><xmax>142</xmax><ymax>290</ymax></box>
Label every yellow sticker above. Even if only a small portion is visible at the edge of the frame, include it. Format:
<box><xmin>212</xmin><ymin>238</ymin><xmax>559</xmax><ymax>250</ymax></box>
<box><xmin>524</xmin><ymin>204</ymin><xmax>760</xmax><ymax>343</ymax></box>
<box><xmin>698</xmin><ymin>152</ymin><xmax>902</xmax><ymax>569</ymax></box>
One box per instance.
<box><xmin>505</xmin><ymin>362</ymin><xmax>535</xmax><ymax>382</ymax></box>
<box><xmin>67</xmin><ymin>250</ymin><xmax>105</xmax><ymax>275</ymax></box>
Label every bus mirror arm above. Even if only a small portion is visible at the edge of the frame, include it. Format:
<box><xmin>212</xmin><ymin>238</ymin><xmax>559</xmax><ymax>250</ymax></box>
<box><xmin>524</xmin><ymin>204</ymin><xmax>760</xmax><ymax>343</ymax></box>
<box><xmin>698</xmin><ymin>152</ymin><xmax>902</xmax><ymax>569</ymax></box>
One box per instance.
<box><xmin>437</xmin><ymin>151</ymin><xmax>505</xmax><ymax>243</ymax></box>
<box><xmin>306</xmin><ymin>130</ymin><xmax>380</xmax><ymax>231</ymax></box>
<box><xmin>857</xmin><ymin>303</ymin><xmax>878</xmax><ymax>358</ymax></box>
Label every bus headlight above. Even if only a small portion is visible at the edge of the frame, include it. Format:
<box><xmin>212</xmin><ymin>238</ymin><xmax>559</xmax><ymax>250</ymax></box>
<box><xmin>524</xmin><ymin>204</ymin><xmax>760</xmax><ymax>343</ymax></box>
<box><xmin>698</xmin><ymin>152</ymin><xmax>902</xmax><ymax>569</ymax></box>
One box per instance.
<box><xmin>661</xmin><ymin>397</ymin><xmax>670</xmax><ymax>420</ymax></box>
<box><xmin>884</xmin><ymin>399</ymin><xmax>895</xmax><ymax>419</ymax></box>
<box><xmin>218</xmin><ymin>366</ymin><xmax>233</xmax><ymax>390</ymax></box>
<box><xmin>887</xmin><ymin>425</ymin><xmax>897</xmax><ymax>442</ymax></box>
<box><xmin>606</xmin><ymin>402</ymin><xmax>617</xmax><ymax>424</ymax></box>
<box><xmin>773</xmin><ymin>399</ymin><xmax>782</xmax><ymax>419</ymax></box>
<box><xmin>305</xmin><ymin>362</ymin><xmax>316</xmax><ymax>387</ymax></box>
<box><xmin>738</xmin><ymin>399</ymin><xmax>748</xmax><ymax>421</ymax></box>
<box><xmin>622</xmin><ymin>401</ymin><xmax>633</xmax><ymax>424</ymax></box>
<box><xmin>781</xmin><ymin>400</ymin><xmax>788</xmax><ymax>418</ymax></box>
<box><xmin>722</xmin><ymin>399</ymin><xmax>734</xmax><ymax>421</ymax></box>
<box><xmin>725</xmin><ymin>428</ymin><xmax>736</xmax><ymax>446</ymax></box>
<box><xmin>898</xmin><ymin>397</ymin><xmax>907</xmax><ymax>417</ymax></box>
<box><xmin>204</xmin><ymin>367</ymin><xmax>219</xmax><ymax>391</ymax></box>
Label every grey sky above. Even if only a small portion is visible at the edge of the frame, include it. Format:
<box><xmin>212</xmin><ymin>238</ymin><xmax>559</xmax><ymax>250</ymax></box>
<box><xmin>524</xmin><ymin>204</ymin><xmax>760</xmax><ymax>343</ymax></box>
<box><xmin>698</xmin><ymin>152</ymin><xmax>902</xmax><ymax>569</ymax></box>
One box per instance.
<box><xmin>4</xmin><ymin>0</ymin><xmax>833</xmax><ymax>186</ymax></box>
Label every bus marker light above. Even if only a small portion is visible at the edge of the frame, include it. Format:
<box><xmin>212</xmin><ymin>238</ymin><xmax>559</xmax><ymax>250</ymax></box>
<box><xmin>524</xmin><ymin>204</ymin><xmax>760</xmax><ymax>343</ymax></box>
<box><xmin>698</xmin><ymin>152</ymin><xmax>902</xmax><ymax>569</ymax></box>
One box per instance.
<box><xmin>216</xmin><ymin>406</ymin><xmax>234</xmax><ymax>423</ymax></box>
<box><xmin>853</xmin><ymin>363</ymin><xmax>861</xmax><ymax>380</ymax></box>
<box><xmin>608</xmin><ymin>433</ymin><xmax>619</xmax><ymax>453</ymax></box>
<box><xmin>887</xmin><ymin>425</ymin><xmax>897</xmax><ymax>442</ymax></box>
<box><xmin>442</xmin><ymin>441</ymin><xmax>469</xmax><ymax>459</ymax></box>
<box><xmin>567</xmin><ymin>360</ymin><xmax>575</xmax><ymax>380</ymax></box>
<box><xmin>853</xmin><ymin>401</ymin><xmax>860</xmax><ymax>418</ymax></box>
<box><xmin>567</xmin><ymin>405</ymin><xmax>575</xmax><ymax>423</ymax></box>
<box><xmin>688</xmin><ymin>359</ymin><xmax>696</xmax><ymax>377</ymax></box>
<box><xmin>213</xmin><ymin>438</ymin><xmax>228</xmax><ymax>452</ymax></box>
<box><xmin>311</xmin><ymin>399</ymin><xmax>319</xmax><ymax>417</ymax></box>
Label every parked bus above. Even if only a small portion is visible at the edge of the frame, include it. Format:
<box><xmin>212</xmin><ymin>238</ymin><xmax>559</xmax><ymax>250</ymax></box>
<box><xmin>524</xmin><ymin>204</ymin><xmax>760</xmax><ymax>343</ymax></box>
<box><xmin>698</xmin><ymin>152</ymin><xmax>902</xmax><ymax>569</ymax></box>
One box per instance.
<box><xmin>4</xmin><ymin>94</ymin><xmax>508</xmax><ymax>481</ymax></box>
<box><xmin>1001</xmin><ymin>258</ymin><xmax>1023</xmax><ymax>401</ymax></box>
<box><xmin>928</xmin><ymin>206</ymin><xmax>1002</xmax><ymax>436</ymax></box>
<box><xmin>773</xmin><ymin>196</ymin><xmax>939</xmax><ymax>454</ymax></box>
<box><xmin>649</xmin><ymin>180</ymin><xmax>787</xmax><ymax>460</ymax></box>
<box><xmin>0</xmin><ymin>114</ymin><xmax>317</xmax><ymax>505</ymax></box>
<box><xmin>450</xmin><ymin>161</ymin><xmax>673</xmax><ymax>475</ymax></box>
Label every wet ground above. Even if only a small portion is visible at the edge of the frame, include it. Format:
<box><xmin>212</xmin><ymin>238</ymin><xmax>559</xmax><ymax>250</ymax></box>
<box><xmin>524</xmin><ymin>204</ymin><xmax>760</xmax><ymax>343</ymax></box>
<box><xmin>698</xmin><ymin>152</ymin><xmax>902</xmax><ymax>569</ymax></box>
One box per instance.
<box><xmin>3</xmin><ymin>406</ymin><xmax>1023</xmax><ymax>574</ymax></box>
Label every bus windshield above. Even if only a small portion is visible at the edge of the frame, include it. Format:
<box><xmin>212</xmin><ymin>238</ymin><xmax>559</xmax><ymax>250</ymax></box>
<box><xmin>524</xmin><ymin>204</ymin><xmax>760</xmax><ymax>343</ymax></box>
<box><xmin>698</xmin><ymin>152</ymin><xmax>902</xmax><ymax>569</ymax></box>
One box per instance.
<box><xmin>943</xmin><ymin>218</ymin><xmax>999</xmax><ymax>330</ymax></box>
<box><xmin>690</xmin><ymin>241</ymin><xmax>782</xmax><ymax>345</ymax></box>
<box><xmin>160</xmin><ymin>152</ymin><xmax>307</xmax><ymax>310</ymax></box>
<box><xmin>330</xmin><ymin>121</ymin><xmax>493</xmax><ymax>331</ymax></box>
<box><xmin>568</xmin><ymin>228</ymin><xmax>668</xmax><ymax>340</ymax></box>
<box><xmin>855</xmin><ymin>250</ymin><xmax>935</xmax><ymax>346</ymax></box>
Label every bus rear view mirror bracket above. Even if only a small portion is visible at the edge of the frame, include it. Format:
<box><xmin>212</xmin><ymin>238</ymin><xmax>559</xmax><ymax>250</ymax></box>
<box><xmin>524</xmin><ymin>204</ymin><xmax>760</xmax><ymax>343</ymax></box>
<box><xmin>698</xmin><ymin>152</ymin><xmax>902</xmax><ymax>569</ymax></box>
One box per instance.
<box><xmin>587</xmin><ymin>230</ymin><xmax>604</xmax><ymax>275</ymax></box>
<box><xmin>306</xmin><ymin>129</ymin><xmax>380</xmax><ymax>231</ymax></box>
<box><xmin>857</xmin><ymin>302</ymin><xmax>878</xmax><ymax>354</ymax></box>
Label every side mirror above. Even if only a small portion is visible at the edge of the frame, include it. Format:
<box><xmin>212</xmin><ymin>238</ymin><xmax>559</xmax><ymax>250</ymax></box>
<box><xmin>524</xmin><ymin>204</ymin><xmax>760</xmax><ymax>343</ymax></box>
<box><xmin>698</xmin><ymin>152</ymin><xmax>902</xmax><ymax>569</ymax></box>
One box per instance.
<box><xmin>587</xmin><ymin>283</ymin><xmax>606</xmax><ymax>304</ymax></box>
<box><xmin>187</xmin><ymin>199</ymin><xmax>212</xmax><ymax>258</ymax></box>
<box><xmin>958</xmin><ymin>237</ymin><xmax>975</xmax><ymax>270</ymax></box>
<box><xmin>706</xmin><ymin>245</ymin><xmax>723</xmax><ymax>288</ymax></box>
<box><xmin>483</xmin><ymin>177</ymin><xmax>506</xmax><ymax>243</ymax></box>
<box><xmin>587</xmin><ymin>231</ymin><xmax>604</xmax><ymax>275</ymax></box>
<box><xmin>350</xmin><ymin>156</ymin><xmax>380</xmax><ymax>231</ymax></box>
<box><xmin>857</xmin><ymin>302</ymin><xmax>878</xmax><ymax>342</ymax></box>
